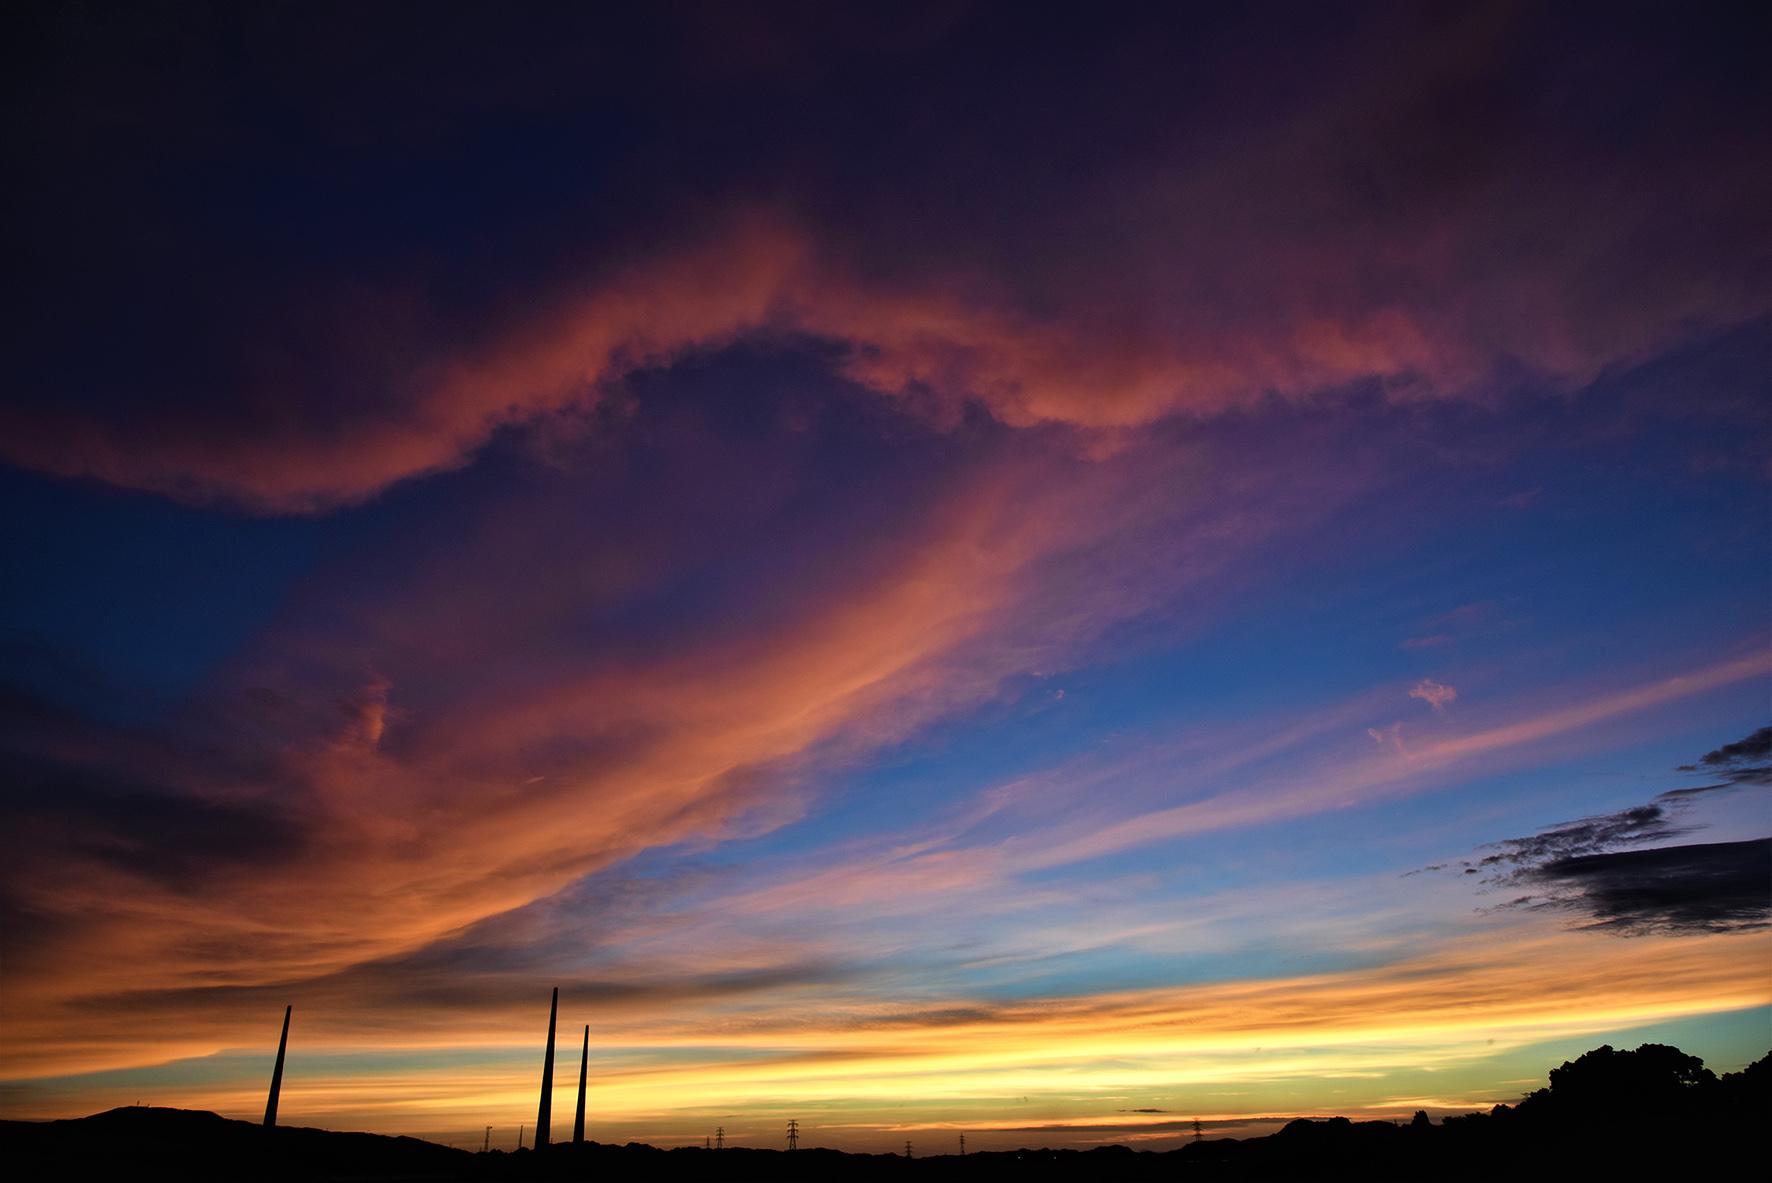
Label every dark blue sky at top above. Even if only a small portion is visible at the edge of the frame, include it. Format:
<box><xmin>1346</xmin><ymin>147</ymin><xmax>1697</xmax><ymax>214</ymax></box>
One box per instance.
<box><xmin>7</xmin><ymin>1</ymin><xmax>1763</xmax><ymax>418</ymax></box>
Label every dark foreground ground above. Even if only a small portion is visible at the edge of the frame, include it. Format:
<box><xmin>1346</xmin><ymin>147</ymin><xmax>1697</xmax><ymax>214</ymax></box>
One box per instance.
<box><xmin>5</xmin><ymin>1044</ymin><xmax>1766</xmax><ymax>1181</ymax></box>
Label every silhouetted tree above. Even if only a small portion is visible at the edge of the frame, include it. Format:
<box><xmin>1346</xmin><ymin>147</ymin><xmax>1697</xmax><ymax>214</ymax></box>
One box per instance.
<box><xmin>1517</xmin><ymin>1043</ymin><xmax>1717</xmax><ymax>1131</ymax></box>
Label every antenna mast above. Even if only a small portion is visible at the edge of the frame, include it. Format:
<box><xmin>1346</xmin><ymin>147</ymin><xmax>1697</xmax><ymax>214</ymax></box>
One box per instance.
<box><xmin>262</xmin><ymin>1005</ymin><xmax>292</xmax><ymax>1128</ymax></box>
<box><xmin>573</xmin><ymin>1025</ymin><xmax>589</xmax><ymax>1144</ymax></box>
<box><xmin>535</xmin><ymin>988</ymin><xmax>558</xmax><ymax>1148</ymax></box>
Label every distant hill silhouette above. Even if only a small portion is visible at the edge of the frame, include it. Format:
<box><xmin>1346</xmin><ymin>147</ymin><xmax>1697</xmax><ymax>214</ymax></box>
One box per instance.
<box><xmin>4</xmin><ymin>1043</ymin><xmax>1766</xmax><ymax>1180</ymax></box>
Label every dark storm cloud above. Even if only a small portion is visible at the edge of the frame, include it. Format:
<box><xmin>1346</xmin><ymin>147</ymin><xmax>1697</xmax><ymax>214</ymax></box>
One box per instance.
<box><xmin>1674</xmin><ymin>725</ymin><xmax>1772</xmax><ymax>786</ymax></box>
<box><xmin>1693</xmin><ymin>726</ymin><xmax>1772</xmax><ymax>766</ymax></box>
<box><xmin>1444</xmin><ymin>727</ymin><xmax>1772</xmax><ymax>933</ymax></box>
<box><xmin>1519</xmin><ymin>840</ymin><xmax>1771</xmax><ymax>935</ymax></box>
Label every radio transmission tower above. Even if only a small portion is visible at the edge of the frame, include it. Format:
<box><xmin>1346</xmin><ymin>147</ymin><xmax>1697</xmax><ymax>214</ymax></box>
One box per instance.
<box><xmin>787</xmin><ymin>1119</ymin><xmax>799</xmax><ymax>1151</ymax></box>
<box><xmin>715</xmin><ymin>1126</ymin><xmax>725</xmax><ymax>1150</ymax></box>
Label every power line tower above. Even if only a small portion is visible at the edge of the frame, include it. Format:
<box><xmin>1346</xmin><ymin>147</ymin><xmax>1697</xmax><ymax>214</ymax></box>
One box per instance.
<box><xmin>482</xmin><ymin>1126</ymin><xmax>491</xmax><ymax>1153</ymax></box>
<box><xmin>959</xmin><ymin>1133</ymin><xmax>966</xmax><ymax>1155</ymax></box>
<box><xmin>1193</xmin><ymin>1118</ymin><xmax>1204</xmax><ymax>1143</ymax></box>
<box><xmin>715</xmin><ymin>1126</ymin><xmax>725</xmax><ymax>1150</ymax></box>
<box><xmin>787</xmin><ymin>1119</ymin><xmax>799</xmax><ymax>1151</ymax></box>
<box><xmin>904</xmin><ymin>1140</ymin><xmax>913</xmax><ymax>1159</ymax></box>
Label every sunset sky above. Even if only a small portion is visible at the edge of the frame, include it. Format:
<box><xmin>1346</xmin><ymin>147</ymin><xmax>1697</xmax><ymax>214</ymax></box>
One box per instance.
<box><xmin>1</xmin><ymin>1</ymin><xmax>1768</xmax><ymax>1154</ymax></box>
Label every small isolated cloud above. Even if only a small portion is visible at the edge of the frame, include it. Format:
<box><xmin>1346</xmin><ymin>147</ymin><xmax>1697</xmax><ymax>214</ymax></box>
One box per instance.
<box><xmin>1400</xmin><ymin>601</ymin><xmax>1507</xmax><ymax>651</ymax></box>
<box><xmin>1497</xmin><ymin>487</ymin><xmax>1542</xmax><ymax>510</ymax></box>
<box><xmin>1367</xmin><ymin>722</ymin><xmax>1407</xmax><ymax>753</ymax></box>
<box><xmin>1409</xmin><ymin>679</ymin><xmax>1458</xmax><ymax>712</ymax></box>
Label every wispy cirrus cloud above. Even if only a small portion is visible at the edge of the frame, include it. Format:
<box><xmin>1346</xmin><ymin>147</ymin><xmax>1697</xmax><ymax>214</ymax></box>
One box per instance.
<box><xmin>1013</xmin><ymin>653</ymin><xmax>1771</xmax><ymax>873</ymax></box>
<box><xmin>0</xmin><ymin>401</ymin><xmax>1387</xmax><ymax>1078</ymax></box>
<box><xmin>509</xmin><ymin>653</ymin><xmax>1772</xmax><ymax>969</ymax></box>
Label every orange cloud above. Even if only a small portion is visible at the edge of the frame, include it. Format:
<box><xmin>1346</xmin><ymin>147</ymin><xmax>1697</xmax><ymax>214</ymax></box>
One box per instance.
<box><xmin>1</xmin><ymin>419</ymin><xmax>1380</xmax><ymax>1081</ymax></box>
<box><xmin>5</xmin><ymin>158</ymin><xmax>1765</xmax><ymax>514</ymax></box>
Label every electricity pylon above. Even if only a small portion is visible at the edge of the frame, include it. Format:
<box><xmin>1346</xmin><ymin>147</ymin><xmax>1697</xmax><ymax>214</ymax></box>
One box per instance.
<box><xmin>482</xmin><ymin>1126</ymin><xmax>491</xmax><ymax>1153</ymax></box>
<box><xmin>960</xmin><ymin>1133</ymin><xmax>966</xmax><ymax>1155</ymax></box>
<box><xmin>905</xmin><ymin>1140</ymin><xmax>913</xmax><ymax>1158</ymax></box>
<box><xmin>787</xmin><ymin>1119</ymin><xmax>799</xmax><ymax>1151</ymax></box>
<box><xmin>715</xmin><ymin>1125</ymin><xmax>725</xmax><ymax>1150</ymax></box>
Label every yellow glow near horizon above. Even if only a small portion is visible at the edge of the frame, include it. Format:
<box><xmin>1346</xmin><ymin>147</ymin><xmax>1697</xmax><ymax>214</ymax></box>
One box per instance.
<box><xmin>8</xmin><ymin>923</ymin><xmax>1766</xmax><ymax>1149</ymax></box>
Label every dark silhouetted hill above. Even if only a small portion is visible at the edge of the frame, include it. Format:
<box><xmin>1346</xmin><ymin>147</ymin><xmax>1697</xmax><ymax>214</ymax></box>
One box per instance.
<box><xmin>4</xmin><ymin>1043</ymin><xmax>1766</xmax><ymax>1180</ymax></box>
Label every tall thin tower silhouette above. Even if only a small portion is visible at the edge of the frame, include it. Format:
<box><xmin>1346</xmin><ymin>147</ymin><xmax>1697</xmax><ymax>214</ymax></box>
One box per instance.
<box><xmin>573</xmin><ymin>1024</ymin><xmax>589</xmax><ymax>1144</ymax></box>
<box><xmin>262</xmin><ymin>1005</ymin><xmax>291</xmax><ymax>1128</ymax></box>
<box><xmin>535</xmin><ymin>987</ymin><xmax>558</xmax><ymax>1148</ymax></box>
